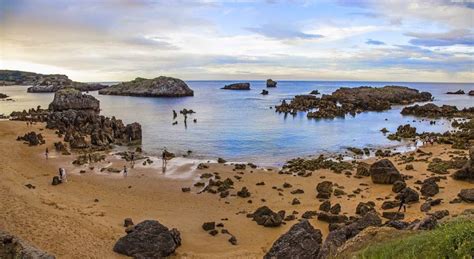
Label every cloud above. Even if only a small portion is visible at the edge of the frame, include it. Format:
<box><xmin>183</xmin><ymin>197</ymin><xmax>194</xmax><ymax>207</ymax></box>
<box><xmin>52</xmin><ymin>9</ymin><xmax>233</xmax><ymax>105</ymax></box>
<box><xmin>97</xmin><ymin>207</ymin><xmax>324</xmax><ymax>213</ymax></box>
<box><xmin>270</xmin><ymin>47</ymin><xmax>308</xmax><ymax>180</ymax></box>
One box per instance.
<box><xmin>366</xmin><ymin>39</ymin><xmax>385</xmax><ymax>45</ymax></box>
<box><xmin>246</xmin><ymin>24</ymin><xmax>324</xmax><ymax>40</ymax></box>
<box><xmin>406</xmin><ymin>29</ymin><xmax>474</xmax><ymax>47</ymax></box>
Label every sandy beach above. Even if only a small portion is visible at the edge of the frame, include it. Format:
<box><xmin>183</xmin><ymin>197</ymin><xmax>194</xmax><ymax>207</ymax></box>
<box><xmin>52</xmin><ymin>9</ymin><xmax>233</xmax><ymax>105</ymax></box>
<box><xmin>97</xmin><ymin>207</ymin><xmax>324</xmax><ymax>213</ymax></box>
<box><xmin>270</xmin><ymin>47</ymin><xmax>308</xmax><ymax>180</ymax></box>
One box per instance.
<box><xmin>0</xmin><ymin>120</ymin><xmax>472</xmax><ymax>258</ymax></box>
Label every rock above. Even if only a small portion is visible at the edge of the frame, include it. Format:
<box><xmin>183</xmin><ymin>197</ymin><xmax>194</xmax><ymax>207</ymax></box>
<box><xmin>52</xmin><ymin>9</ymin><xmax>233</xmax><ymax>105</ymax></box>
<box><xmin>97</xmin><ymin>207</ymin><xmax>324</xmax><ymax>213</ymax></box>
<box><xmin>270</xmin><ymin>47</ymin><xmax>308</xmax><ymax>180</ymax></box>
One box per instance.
<box><xmin>20</xmin><ymin>71</ymin><xmax>108</xmax><ymax>93</ymax></box>
<box><xmin>251</xmin><ymin>206</ymin><xmax>283</xmax><ymax>227</ymax></box>
<box><xmin>420</xmin><ymin>178</ymin><xmax>439</xmax><ymax>197</ymax></box>
<box><xmin>290</xmin><ymin>189</ymin><xmax>304</xmax><ymax>194</ymax></box>
<box><xmin>428</xmin><ymin>210</ymin><xmax>449</xmax><ymax>220</ymax></box>
<box><xmin>387</xmin><ymin>124</ymin><xmax>416</xmax><ymax>140</ymax></box>
<box><xmin>51</xmin><ymin>176</ymin><xmax>61</xmax><ymax>185</ymax></box>
<box><xmin>49</xmin><ymin>88</ymin><xmax>100</xmax><ymax>112</ymax></box>
<box><xmin>181</xmin><ymin>187</ymin><xmax>190</xmax><ymax>193</ymax></box>
<box><xmin>380</xmin><ymin>127</ymin><xmax>389</xmax><ymax>133</ymax></box>
<box><xmin>409</xmin><ymin>216</ymin><xmax>437</xmax><ymax>230</ymax></box>
<box><xmin>316</xmin><ymin>181</ymin><xmax>333</xmax><ymax>199</ymax></box>
<box><xmin>217</xmin><ymin>157</ymin><xmax>227</xmax><ymax>163</ymax></box>
<box><xmin>356</xmin><ymin>162</ymin><xmax>370</xmax><ymax>177</ymax></box>
<box><xmin>452</xmin><ymin>147</ymin><xmax>474</xmax><ymax>182</ymax></box>
<box><xmin>392</xmin><ymin>180</ymin><xmax>406</xmax><ymax>193</ymax></box>
<box><xmin>0</xmin><ymin>229</ymin><xmax>55</xmax><ymax>259</ymax></box>
<box><xmin>221</xmin><ymin>83</ymin><xmax>250</xmax><ymax>90</ymax></box>
<box><xmin>397</xmin><ymin>187</ymin><xmax>420</xmax><ymax>203</ymax></box>
<box><xmin>302</xmin><ymin>211</ymin><xmax>318</xmax><ymax>219</ymax></box>
<box><xmin>370</xmin><ymin>159</ymin><xmax>402</xmax><ymax>184</ymax></box>
<box><xmin>99</xmin><ymin>76</ymin><xmax>193</xmax><ymax>97</ymax></box>
<box><xmin>319</xmin><ymin>201</ymin><xmax>331</xmax><ymax>212</ymax></box>
<box><xmin>264</xmin><ymin>220</ymin><xmax>322</xmax><ymax>259</ymax></box>
<box><xmin>446</xmin><ymin>89</ymin><xmax>465</xmax><ymax>94</ymax></box>
<box><xmin>401</xmin><ymin>103</ymin><xmax>474</xmax><ymax>118</ymax></box>
<box><xmin>228</xmin><ymin>236</ymin><xmax>237</xmax><ymax>245</ymax></box>
<box><xmin>381</xmin><ymin>200</ymin><xmax>400</xmax><ymax>210</ymax></box>
<box><xmin>469</xmin><ymin>90</ymin><xmax>474</xmax><ymax>96</ymax></box>
<box><xmin>329</xmin><ymin>204</ymin><xmax>341</xmax><ymax>214</ymax></box>
<box><xmin>382</xmin><ymin>212</ymin><xmax>405</xmax><ymax>220</ymax></box>
<box><xmin>266</xmin><ymin>79</ymin><xmax>277</xmax><ymax>88</ymax></box>
<box><xmin>17</xmin><ymin>132</ymin><xmax>45</xmax><ymax>146</ymax></box>
<box><xmin>291</xmin><ymin>198</ymin><xmax>301</xmax><ymax>205</ymax></box>
<box><xmin>317</xmin><ymin>212</ymin><xmax>381</xmax><ymax>258</ymax></box>
<box><xmin>202</xmin><ymin>222</ymin><xmax>215</xmax><ymax>231</ymax></box>
<box><xmin>261</xmin><ymin>89</ymin><xmax>269</xmax><ymax>95</ymax></box>
<box><xmin>458</xmin><ymin>188</ymin><xmax>474</xmax><ymax>203</ymax></box>
<box><xmin>124</xmin><ymin>218</ymin><xmax>134</xmax><ymax>227</ymax></box>
<box><xmin>237</xmin><ymin>187</ymin><xmax>251</xmax><ymax>198</ymax></box>
<box><xmin>405</xmin><ymin>164</ymin><xmax>414</xmax><ymax>170</ymax></box>
<box><xmin>356</xmin><ymin>201</ymin><xmax>376</xmax><ymax>215</ymax></box>
<box><xmin>317</xmin><ymin>212</ymin><xmax>348</xmax><ymax>223</ymax></box>
<box><xmin>386</xmin><ymin>220</ymin><xmax>410</xmax><ymax>230</ymax></box>
<box><xmin>113</xmin><ymin>220</ymin><xmax>181</xmax><ymax>258</ymax></box>
<box><xmin>309</xmin><ymin>90</ymin><xmax>320</xmax><ymax>95</ymax></box>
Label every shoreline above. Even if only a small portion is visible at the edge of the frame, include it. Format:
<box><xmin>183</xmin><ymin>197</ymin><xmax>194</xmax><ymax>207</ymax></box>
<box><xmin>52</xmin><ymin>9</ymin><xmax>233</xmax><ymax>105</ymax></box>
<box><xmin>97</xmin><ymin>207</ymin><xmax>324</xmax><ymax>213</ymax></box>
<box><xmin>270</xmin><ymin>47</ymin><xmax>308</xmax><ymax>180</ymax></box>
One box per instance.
<box><xmin>1</xmin><ymin>120</ymin><xmax>472</xmax><ymax>258</ymax></box>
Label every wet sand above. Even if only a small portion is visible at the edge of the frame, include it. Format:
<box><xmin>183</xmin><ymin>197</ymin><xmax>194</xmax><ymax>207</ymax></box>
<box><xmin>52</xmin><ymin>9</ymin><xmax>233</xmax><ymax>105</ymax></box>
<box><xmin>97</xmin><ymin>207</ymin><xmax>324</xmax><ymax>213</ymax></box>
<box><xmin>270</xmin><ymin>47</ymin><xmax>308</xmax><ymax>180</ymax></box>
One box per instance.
<box><xmin>0</xmin><ymin>120</ymin><xmax>472</xmax><ymax>258</ymax></box>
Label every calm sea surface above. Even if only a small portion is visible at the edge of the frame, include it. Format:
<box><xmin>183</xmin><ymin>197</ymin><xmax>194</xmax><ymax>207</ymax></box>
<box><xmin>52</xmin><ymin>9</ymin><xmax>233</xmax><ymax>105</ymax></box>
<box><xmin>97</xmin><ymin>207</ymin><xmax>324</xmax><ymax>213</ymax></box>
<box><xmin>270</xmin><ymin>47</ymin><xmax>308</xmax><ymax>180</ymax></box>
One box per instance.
<box><xmin>1</xmin><ymin>81</ymin><xmax>472</xmax><ymax>165</ymax></box>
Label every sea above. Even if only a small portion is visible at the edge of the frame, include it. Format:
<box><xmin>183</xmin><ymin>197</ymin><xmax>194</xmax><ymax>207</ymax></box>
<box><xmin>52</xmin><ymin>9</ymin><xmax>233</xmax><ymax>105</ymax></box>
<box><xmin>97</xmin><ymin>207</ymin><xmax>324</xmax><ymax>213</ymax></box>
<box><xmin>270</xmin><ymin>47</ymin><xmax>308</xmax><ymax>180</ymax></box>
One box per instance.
<box><xmin>1</xmin><ymin>81</ymin><xmax>472</xmax><ymax>166</ymax></box>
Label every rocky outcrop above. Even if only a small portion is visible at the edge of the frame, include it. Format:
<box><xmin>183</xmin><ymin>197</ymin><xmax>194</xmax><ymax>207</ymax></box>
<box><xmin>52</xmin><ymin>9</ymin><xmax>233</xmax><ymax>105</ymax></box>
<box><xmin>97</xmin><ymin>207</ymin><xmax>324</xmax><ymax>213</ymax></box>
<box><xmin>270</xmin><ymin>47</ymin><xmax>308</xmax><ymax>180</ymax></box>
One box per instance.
<box><xmin>370</xmin><ymin>159</ymin><xmax>402</xmax><ymax>184</ymax></box>
<box><xmin>49</xmin><ymin>88</ymin><xmax>100</xmax><ymax>112</ymax></box>
<box><xmin>420</xmin><ymin>178</ymin><xmax>439</xmax><ymax>197</ymax></box>
<box><xmin>0</xmin><ymin>229</ymin><xmax>55</xmax><ymax>258</ymax></box>
<box><xmin>446</xmin><ymin>90</ymin><xmax>465</xmax><ymax>94</ymax></box>
<box><xmin>401</xmin><ymin>103</ymin><xmax>474</xmax><ymax>118</ymax></box>
<box><xmin>316</xmin><ymin>181</ymin><xmax>333</xmax><ymax>199</ymax></box>
<box><xmin>266</xmin><ymin>79</ymin><xmax>277</xmax><ymax>88</ymax></box>
<box><xmin>458</xmin><ymin>188</ymin><xmax>474</xmax><ymax>203</ymax></box>
<box><xmin>387</xmin><ymin>124</ymin><xmax>417</xmax><ymax>140</ymax></box>
<box><xmin>99</xmin><ymin>76</ymin><xmax>194</xmax><ymax>97</ymax></box>
<box><xmin>113</xmin><ymin>220</ymin><xmax>181</xmax><ymax>258</ymax></box>
<box><xmin>0</xmin><ymin>93</ymin><xmax>8</xmax><ymax>99</ymax></box>
<box><xmin>469</xmin><ymin>90</ymin><xmax>474</xmax><ymax>96</ymax></box>
<box><xmin>250</xmin><ymin>206</ymin><xmax>283</xmax><ymax>227</ymax></box>
<box><xmin>452</xmin><ymin>147</ymin><xmax>474</xmax><ymax>182</ymax></box>
<box><xmin>17</xmin><ymin>132</ymin><xmax>45</xmax><ymax>146</ymax></box>
<box><xmin>264</xmin><ymin>220</ymin><xmax>322</xmax><ymax>259</ymax></box>
<box><xmin>221</xmin><ymin>82</ymin><xmax>250</xmax><ymax>90</ymax></box>
<box><xmin>317</xmin><ymin>212</ymin><xmax>382</xmax><ymax>259</ymax></box>
<box><xmin>276</xmin><ymin>86</ymin><xmax>432</xmax><ymax>119</ymax></box>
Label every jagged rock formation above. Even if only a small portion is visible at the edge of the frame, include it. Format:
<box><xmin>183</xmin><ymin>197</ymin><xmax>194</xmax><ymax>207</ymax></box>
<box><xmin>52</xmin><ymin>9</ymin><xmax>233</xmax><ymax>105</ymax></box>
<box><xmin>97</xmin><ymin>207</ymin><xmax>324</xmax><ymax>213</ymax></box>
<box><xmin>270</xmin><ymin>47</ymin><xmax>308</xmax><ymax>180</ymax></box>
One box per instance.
<box><xmin>221</xmin><ymin>82</ymin><xmax>250</xmax><ymax>90</ymax></box>
<box><xmin>446</xmin><ymin>90</ymin><xmax>465</xmax><ymax>94</ymax></box>
<box><xmin>266</xmin><ymin>79</ymin><xmax>277</xmax><ymax>88</ymax></box>
<box><xmin>275</xmin><ymin>86</ymin><xmax>432</xmax><ymax>119</ymax></box>
<box><xmin>370</xmin><ymin>159</ymin><xmax>402</xmax><ymax>184</ymax></box>
<box><xmin>401</xmin><ymin>103</ymin><xmax>474</xmax><ymax>118</ymax></box>
<box><xmin>264</xmin><ymin>220</ymin><xmax>322</xmax><ymax>258</ymax></box>
<box><xmin>99</xmin><ymin>76</ymin><xmax>194</xmax><ymax>97</ymax></box>
<box><xmin>113</xmin><ymin>220</ymin><xmax>181</xmax><ymax>258</ymax></box>
<box><xmin>452</xmin><ymin>147</ymin><xmax>474</xmax><ymax>182</ymax></box>
<box><xmin>0</xmin><ymin>229</ymin><xmax>55</xmax><ymax>258</ymax></box>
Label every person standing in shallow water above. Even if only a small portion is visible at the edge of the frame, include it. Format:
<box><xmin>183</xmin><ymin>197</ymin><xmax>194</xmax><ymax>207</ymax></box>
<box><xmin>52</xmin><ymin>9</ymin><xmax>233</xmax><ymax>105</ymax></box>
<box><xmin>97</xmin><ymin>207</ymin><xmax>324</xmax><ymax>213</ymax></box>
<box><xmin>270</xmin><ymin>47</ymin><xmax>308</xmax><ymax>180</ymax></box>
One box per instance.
<box><xmin>162</xmin><ymin>149</ymin><xmax>168</xmax><ymax>173</ymax></box>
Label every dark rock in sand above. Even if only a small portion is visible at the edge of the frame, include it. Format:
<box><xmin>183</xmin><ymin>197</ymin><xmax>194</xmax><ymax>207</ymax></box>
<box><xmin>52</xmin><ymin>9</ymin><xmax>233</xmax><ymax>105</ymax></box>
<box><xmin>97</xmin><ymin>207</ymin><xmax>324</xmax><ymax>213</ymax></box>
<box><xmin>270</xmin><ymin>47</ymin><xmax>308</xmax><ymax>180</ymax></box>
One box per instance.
<box><xmin>0</xmin><ymin>229</ymin><xmax>55</xmax><ymax>259</ymax></box>
<box><xmin>392</xmin><ymin>180</ymin><xmax>406</xmax><ymax>193</ymax></box>
<box><xmin>17</xmin><ymin>131</ymin><xmax>45</xmax><ymax>146</ymax></box>
<box><xmin>202</xmin><ymin>222</ymin><xmax>215</xmax><ymax>231</ymax></box>
<box><xmin>217</xmin><ymin>157</ymin><xmax>227</xmax><ymax>163</ymax></box>
<box><xmin>237</xmin><ymin>187</ymin><xmax>251</xmax><ymax>198</ymax></box>
<box><xmin>221</xmin><ymin>83</ymin><xmax>250</xmax><ymax>90</ymax></box>
<box><xmin>382</xmin><ymin>212</ymin><xmax>405</xmax><ymax>220</ymax></box>
<box><xmin>458</xmin><ymin>188</ymin><xmax>474</xmax><ymax>203</ymax></box>
<box><xmin>113</xmin><ymin>220</ymin><xmax>181</xmax><ymax>258</ymax></box>
<box><xmin>382</xmin><ymin>200</ymin><xmax>400</xmax><ymax>210</ymax></box>
<box><xmin>428</xmin><ymin>210</ymin><xmax>449</xmax><ymax>220</ymax></box>
<box><xmin>124</xmin><ymin>218</ymin><xmax>134</xmax><ymax>227</ymax></box>
<box><xmin>370</xmin><ymin>159</ymin><xmax>402</xmax><ymax>184</ymax></box>
<box><xmin>356</xmin><ymin>201</ymin><xmax>376</xmax><ymax>216</ymax></box>
<box><xmin>51</xmin><ymin>176</ymin><xmax>61</xmax><ymax>186</ymax></box>
<box><xmin>99</xmin><ymin>76</ymin><xmax>193</xmax><ymax>97</ymax></box>
<box><xmin>317</xmin><ymin>212</ymin><xmax>348</xmax><ymax>223</ymax></box>
<box><xmin>319</xmin><ymin>201</ymin><xmax>331</xmax><ymax>212</ymax></box>
<box><xmin>317</xmin><ymin>212</ymin><xmax>381</xmax><ymax>259</ymax></box>
<box><xmin>356</xmin><ymin>162</ymin><xmax>370</xmax><ymax>177</ymax></box>
<box><xmin>420</xmin><ymin>178</ymin><xmax>439</xmax><ymax>197</ymax></box>
<box><xmin>329</xmin><ymin>204</ymin><xmax>341</xmax><ymax>215</ymax></box>
<box><xmin>452</xmin><ymin>147</ymin><xmax>474</xmax><ymax>182</ymax></box>
<box><xmin>251</xmin><ymin>206</ymin><xmax>283</xmax><ymax>227</ymax></box>
<box><xmin>316</xmin><ymin>181</ymin><xmax>333</xmax><ymax>199</ymax></box>
<box><xmin>264</xmin><ymin>220</ymin><xmax>322</xmax><ymax>259</ymax></box>
<box><xmin>266</xmin><ymin>79</ymin><xmax>277</xmax><ymax>88</ymax></box>
<box><xmin>397</xmin><ymin>187</ymin><xmax>420</xmax><ymax>203</ymax></box>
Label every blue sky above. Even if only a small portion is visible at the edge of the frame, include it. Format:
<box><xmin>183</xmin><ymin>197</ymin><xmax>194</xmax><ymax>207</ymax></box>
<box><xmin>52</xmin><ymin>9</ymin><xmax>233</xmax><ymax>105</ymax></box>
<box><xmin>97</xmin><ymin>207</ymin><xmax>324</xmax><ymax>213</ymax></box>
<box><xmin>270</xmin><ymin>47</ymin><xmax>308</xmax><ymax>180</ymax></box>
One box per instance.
<box><xmin>0</xmin><ymin>0</ymin><xmax>473</xmax><ymax>82</ymax></box>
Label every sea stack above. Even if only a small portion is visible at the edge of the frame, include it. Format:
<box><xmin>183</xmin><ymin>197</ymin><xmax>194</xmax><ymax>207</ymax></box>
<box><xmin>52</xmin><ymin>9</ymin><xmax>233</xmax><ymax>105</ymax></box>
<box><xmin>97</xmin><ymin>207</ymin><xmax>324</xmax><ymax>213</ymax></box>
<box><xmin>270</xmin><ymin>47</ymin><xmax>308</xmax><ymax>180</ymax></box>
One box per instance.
<box><xmin>221</xmin><ymin>82</ymin><xmax>251</xmax><ymax>90</ymax></box>
<box><xmin>266</xmin><ymin>79</ymin><xmax>277</xmax><ymax>88</ymax></box>
<box><xmin>99</xmin><ymin>76</ymin><xmax>194</xmax><ymax>97</ymax></box>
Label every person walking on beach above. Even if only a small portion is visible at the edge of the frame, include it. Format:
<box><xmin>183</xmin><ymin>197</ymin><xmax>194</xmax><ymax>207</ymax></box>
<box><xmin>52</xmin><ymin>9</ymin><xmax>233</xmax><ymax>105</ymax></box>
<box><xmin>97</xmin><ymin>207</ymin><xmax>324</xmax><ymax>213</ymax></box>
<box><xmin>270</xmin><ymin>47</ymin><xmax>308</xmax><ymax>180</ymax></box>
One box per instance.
<box><xmin>59</xmin><ymin>167</ymin><xmax>67</xmax><ymax>183</ymax></box>
<box><xmin>131</xmin><ymin>153</ymin><xmax>135</xmax><ymax>168</ymax></box>
<box><xmin>123</xmin><ymin>165</ymin><xmax>128</xmax><ymax>177</ymax></box>
<box><xmin>162</xmin><ymin>148</ymin><xmax>168</xmax><ymax>173</ymax></box>
<box><xmin>398</xmin><ymin>195</ymin><xmax>406</xmax><ymax>213</ymax></box>
<box><xmin>45</xmin><ymin>148</ymin><xmax>49</xmax><ymax>160</ymax></box>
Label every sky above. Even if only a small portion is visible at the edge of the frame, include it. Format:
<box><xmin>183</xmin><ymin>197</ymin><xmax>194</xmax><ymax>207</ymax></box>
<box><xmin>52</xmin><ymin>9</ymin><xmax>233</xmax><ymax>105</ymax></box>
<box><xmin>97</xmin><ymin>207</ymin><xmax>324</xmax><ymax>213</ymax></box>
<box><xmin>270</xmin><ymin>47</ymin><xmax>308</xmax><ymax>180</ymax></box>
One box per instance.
<box><xmin>0</xmin><ymin>0</ymin><xmax>473</xmax><ymax>82</ymax></box>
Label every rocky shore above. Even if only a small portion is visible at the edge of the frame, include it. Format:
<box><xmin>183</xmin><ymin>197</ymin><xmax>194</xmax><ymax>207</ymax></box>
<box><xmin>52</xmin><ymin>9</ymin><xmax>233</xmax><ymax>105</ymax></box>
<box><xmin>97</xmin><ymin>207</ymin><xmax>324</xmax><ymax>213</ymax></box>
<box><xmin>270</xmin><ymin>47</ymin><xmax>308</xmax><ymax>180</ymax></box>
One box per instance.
<box><xmin>99</xmin><ymin>76</ymin><xmax>194</xmax><ymax>97</ymax></box>
<box><xmin>276</xmin><ymin>86</ymin><xmax>432</xmax><ymax>119</ymax></box>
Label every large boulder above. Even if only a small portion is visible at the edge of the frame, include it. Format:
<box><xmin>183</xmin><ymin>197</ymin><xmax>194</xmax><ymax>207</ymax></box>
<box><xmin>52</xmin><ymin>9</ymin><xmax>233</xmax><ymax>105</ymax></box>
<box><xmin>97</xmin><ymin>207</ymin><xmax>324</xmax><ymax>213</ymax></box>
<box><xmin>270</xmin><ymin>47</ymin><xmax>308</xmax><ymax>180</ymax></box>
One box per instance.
<box><xmin>113</xmin><ymin>220</ymin><xmax>181</xmax><ymax>258</ymax></box>
<box><xmin>316</xmin><ymin>181</ymin><xmax>333</xmax><ymax>199</ymax></box>
<box><xmin>251</xmin><ymin>206</ymin><xmax>283</xmax><ymax>227</ymax></box>
<box><xmin>458</xmin><ymin>188</ymin><xmax>474</xmax><ymax>203</ymax></box>
<box><xmin>397</xmin><ymin>187</ymin><xmax>420</xmax><ymax>203</ymax></box>
<box><xmin>266</xmin><ymin>79</ymin><xmax>277</xmax><ymax>88</ymax></box>
<box><xmin>317</xmin><ymin>212</ymin><xmax>381</xmax><ymax>259</ymax></box>
<box><xmin>0</xmin><ymin>229</ymin><xmax>55</xmax><ymax>259</ymax></box>
<box><xmin>264</xmin><ymin>220</ymin><xmax>322</xmax><ymax>259</ymax></box>
<box><xmin>452</xmin><ymin>147</ymin><xmax>474</xmax><ymax>182</ymax></box>
<box><xmin>48</xmin><ymin>88</ymin><xmax>100</xmax><ymax>112</ymax></box>
<box><xmin>221</xmin><ymin>82</ymin><xmax>250</xmax><ymax>90</ymax></box>
<box><xmin>420</xmin><ymin>178</ymin><xmax>439</xmax><ymax>197</ymax></box>
<box><xmin>370</xmin><ymin>159</ymin><xmax>402</xmax><ymax>184</ymax></box>
<box><xmin>99</xmin><ymin>76</ymin><xmax>194</xmax><ymax>97</ymax></box>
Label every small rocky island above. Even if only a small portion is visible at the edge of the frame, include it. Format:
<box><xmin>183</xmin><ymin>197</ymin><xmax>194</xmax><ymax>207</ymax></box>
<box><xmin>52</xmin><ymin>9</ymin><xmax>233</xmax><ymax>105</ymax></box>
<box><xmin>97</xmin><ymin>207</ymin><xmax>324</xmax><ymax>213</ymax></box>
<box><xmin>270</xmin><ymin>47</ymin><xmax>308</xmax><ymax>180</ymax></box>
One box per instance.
<box><xmin>99</xmin><ymin>76</ymin><xmax>194</xmax><ymax>97</ymax></box>
<box><xmin>0</xmin><ymin>69</ymin><xmax>107</xmax><ymax>92</ymax></box>
<box><xmin>266</xmin><ymin>79</ymin><xmax>277</xmax><ymax>87</ymax></box>
<box><xmin>221</xmin><ymin>82</ymin><xmax>251</xmax><ymax>90</ymax></box>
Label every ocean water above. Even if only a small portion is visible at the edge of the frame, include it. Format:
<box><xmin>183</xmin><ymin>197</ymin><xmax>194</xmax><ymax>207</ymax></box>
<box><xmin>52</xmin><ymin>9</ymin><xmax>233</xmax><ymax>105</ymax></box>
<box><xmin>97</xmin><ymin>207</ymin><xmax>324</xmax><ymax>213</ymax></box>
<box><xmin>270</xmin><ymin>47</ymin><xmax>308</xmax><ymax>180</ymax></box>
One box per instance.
<box><xmin>1</xmin><ymin>81</ymin><xmax>472</xmax><ymax>165</ymax></box>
